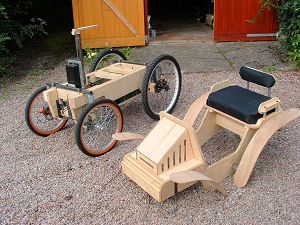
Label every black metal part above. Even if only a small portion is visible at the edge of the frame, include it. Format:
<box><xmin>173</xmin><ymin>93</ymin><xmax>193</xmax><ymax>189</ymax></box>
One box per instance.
<box><xmin>154</xmin><ymin>79</ymin><xmax>169</xmax><ymax>93</ymax></box>
<box><xmin>119</xmin><ymin>60</ymin><xmax>147</xmax><ymax>66</ymax></box>
<box><xmin>115</xmin><ymin>89</ymin><xmax>141</xmax><ymax>104</ymax></box>
<box><xmin>66</xmin><ymin>63</ymin><xmax>82</xmax><ymax>88</ymax></box>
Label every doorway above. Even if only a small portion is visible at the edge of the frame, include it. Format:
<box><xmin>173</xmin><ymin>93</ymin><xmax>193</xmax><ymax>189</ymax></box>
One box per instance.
<box><xmin>147</xmin><ymin>0</ymin><xmax>214</xmax><ymax>43</ymax></box>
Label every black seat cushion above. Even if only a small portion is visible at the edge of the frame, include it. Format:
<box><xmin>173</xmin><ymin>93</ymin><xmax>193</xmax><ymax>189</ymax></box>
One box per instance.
<box><xmin>207</xmin><ymin>86</ymin><xmax>271</xmax><ymax>124</ymax></box>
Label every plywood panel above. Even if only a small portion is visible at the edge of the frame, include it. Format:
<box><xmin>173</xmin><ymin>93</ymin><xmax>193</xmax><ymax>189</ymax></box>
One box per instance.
<box><xmin>214</xmin><ymin>0</ymin><xmax>278</xmax><ymax>42</ymax></box>
<box><xmin>72</xmin><ymin>0</ymin><xmax>145</xmax><ymax>48</ymax></box>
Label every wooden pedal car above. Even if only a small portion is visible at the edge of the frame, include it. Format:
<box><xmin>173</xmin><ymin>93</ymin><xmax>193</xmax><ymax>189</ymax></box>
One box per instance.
<box><xmin>24</xmin><ymin>25</ymin><xmax>182</xmax><ymax>157</ymax></box>
<box><xmin>116</xmin><ymin>66</ymin><xmax>300</xmax><ymax>202</ymax></box>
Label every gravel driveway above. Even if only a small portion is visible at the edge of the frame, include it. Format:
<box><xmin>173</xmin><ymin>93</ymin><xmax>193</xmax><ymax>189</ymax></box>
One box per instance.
<box><xmin>0</xmin><ymin>62</ymin><xmax>299</xmax><ymax>224</ymax></box>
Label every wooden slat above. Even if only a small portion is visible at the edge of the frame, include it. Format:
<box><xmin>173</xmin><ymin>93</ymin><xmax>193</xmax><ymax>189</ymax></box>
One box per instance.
<box><xmin>103</xmin><ymin>0</ymin><xmax>138</xmax><ymax>36</ymax></box>
<box><xmin>113</xmin><ymin>132</ymin><xmax>144</xmax><ymax>141</ymax></box>
<box><xmin>72</xmin><ymin>0</ymin><xmax>145</xmax><ymax>48</ymax></box>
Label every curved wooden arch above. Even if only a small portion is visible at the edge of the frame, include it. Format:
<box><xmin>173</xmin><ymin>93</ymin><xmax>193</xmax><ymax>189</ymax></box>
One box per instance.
<box><xmin>183</xmin><ymin>92</ymin><xmax>210</xmax><ymax>126</ymax></box>
<box><xmin>234</xmin><ymin>109</ymin><xmax>300</xmax><ymax>187</ymax></box>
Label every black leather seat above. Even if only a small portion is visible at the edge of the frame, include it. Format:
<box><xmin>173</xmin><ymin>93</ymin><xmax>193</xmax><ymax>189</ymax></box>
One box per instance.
<box><xmin>207</xmin><ymin>85</ymin><xmax>271</xmax><ymax>124</ymax></box>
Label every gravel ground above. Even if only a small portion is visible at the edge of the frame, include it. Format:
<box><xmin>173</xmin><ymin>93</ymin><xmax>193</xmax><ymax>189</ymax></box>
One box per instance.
<box><xmin>0</xmin><ymin>63</ymin><xmax>299</xmax><ymax>224</ymax></box>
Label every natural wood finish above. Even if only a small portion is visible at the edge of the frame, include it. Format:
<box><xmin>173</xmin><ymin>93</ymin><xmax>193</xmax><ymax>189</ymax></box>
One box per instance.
<box><xmin>170</xmin><ymin>171</ymin><xmax>228</xmax><ymax>196</ymax></box>
<box><xmin>183</xmin><ymin>91</ymin><xmax>210</xmax><ymax>126</ymax></box>
<box><xmin>121</xmin><ymin>79</ymin><xmax>299</xmax><ymax>202</ymax></box>
<box><xmin>160</xmin><ymin>112</ymin><xmax>206</xmax><ymax>164</ymax></box>
<box><xmin>43</xmin><ymin>88</ymin><xmax>59</xmax><ymax>118</ymax></box>
<box><xmin>258</xmin><ymin>97</ymin><xmax>280</xmax><ymax>114</ymax></box>
<box><xmin>71</xmin><ymin>64</ymin><xmax>146</xmax><ymax>110</ymax></box>
<box><xmin>210</xmin><ymin>79</ymin><xmax>232</xmax><ymax>92</ymax></box>
<box><xmin>112</xmin><ymin>132</ymin><xmax>144</xmax><ymax>141</ymax></box>
<box><xmin>196</xmin><ymin>110</ymin><xmax>221</xmax><ymax>146</ymax></box>
<box><xmin>103</xmin><ymin>0</ymin><xmax>138</xmax><ymax>36</ymax></box>
<box><xmin>215</xmin><ymin>113</ymin><xmax>246</xmax><ymax>137</ymax></box>
<box><xmin>234</xmin><ymin>109</ymin><xmax>300</xmax><ymax>187</ymax></box>
<box><xmin>44</xmin><ymin>63</ymin><xmax>146</xmax><ymax>120</ymax></box>
<box><xmin>71</xmin><ymin>0</ymin><xmax>145</xmax><ymax>48</ymax></box>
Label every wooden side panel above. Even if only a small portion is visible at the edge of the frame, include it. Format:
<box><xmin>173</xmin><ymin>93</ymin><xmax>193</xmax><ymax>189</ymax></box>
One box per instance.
<box><xmin>72</xmin><ymin>0</ymin><xmax>145</xmax><ymax>48</ymax></box>
<box><xmin>234</xmin><ymin>109</ymin><xmax>300</xmax><ymax>187</ymax></box>
<box><xmin>214</xmin><ymin>0</ymin><xmax>278</xmax><ymax>42</ymax></box>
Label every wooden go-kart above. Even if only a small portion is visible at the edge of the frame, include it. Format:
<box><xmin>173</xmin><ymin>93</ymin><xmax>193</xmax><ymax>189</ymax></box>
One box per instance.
<box><xmin>24</xmin><ymin>25</ymin><xmax>182</xmax><ymax>157</ymax></box>
<box><xmin>116</xmin><ymin>66</ymin><xmax>300</xmax><ymax>202</ymax></box>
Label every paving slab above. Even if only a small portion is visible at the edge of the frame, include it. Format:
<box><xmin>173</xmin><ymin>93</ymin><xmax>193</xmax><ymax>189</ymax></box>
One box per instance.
<box><xmin>131</xmin><ymin>41</ymin><xmax>233</xmax><ymax>73</ymax></box>
<box><xmin>131</xmin><ymin>41</ymin><xmax>295</xmax><ymax>73</ymax></box>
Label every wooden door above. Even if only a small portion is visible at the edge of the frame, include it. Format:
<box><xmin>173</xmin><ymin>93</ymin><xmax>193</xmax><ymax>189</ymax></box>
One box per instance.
<box><xmin>72</xmin><ymin>0</ymin><xmax>146</xmax><ymax>48</ymax></box>
<box><xmin>214</xmin><ymin>0</ymin><xmax>278</xmax><ymax>42</ymax></box>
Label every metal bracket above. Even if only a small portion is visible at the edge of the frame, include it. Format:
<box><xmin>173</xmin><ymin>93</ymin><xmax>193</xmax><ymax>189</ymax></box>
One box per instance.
<box><xmin>86</xmin><ymin>92</ymin><xmax>94</xmax><ymax>104</ymax></box>
<box><xmin>268</xmin><ymin>88</ymin><xmax>272</xmax><ymax>98</ymax></box>
<box><xmin>246</xmin><ymin>81</ymin><xmax>250</xmax><ymax>90</ymax></box>
<box><xmin>119</xmin><ymin>60</ymin><xmax>147</xmax><ymax>66</ymax></box>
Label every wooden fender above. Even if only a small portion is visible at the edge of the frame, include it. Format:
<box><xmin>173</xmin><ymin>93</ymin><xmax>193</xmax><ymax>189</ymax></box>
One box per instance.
<box><xmin>183</xmin><ymin>91</ymin><xmax>210</xmax><ymax>126</ymax></box>
<box><xmin>234</xmin><ymin>109</ymin><xmax>300</xmax><ymax>187</ymax></box>
<box><xmin>170</xmin><ymin>171</ymin><xmax>228</xmax><ymax>196</ymax></box>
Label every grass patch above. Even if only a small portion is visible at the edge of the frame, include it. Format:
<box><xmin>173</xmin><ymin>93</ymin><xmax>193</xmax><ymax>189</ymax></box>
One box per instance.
<box><xmin>264</xmin><ymin>65</ymin><xmax>276</xmax><ymax>73</ymax></box>
<box><xmin>0</xmin><ymin>87</ymin><xmax>10</xmax><ymax>100</ymax></box>
<box><xmin>27</xmin><ymin>68</ymin><xmax>44</xmax><ymax>77</ymax></box>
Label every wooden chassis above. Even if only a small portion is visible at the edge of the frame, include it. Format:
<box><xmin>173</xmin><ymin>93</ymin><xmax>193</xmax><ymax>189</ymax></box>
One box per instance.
<box><xmin>122</xmin><ymin>80</ymin><xmax>300</xmax><ymax>202</ymax></box>
<box><xmin>43</xmin><ymin>62</ymin><xmax>147</xmax><ymax>120</ymax></box>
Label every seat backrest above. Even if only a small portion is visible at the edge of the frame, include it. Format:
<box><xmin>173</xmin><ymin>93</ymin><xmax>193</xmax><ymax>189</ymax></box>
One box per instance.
<box><xmin>239</xmin><ymin>66</ymin><xmax>276</xmax><ymax>88</ymax></box>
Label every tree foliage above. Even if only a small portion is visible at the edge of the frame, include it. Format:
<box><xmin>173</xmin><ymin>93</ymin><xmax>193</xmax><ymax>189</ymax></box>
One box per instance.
<box><xmin>0</xmin><ymin>0</ymin><xmax>71</xmax><ymax>75</ymax></box>
<box><xmin>279</xmin><ymin>0</ymin><xmax>300</xmax><ymax>67</ymax></box>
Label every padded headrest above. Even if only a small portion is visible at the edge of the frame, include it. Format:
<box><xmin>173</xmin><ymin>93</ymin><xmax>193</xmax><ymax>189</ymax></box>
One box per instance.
<box><xmin>239</xmin><ymin>66</ymin><xmax>276</xmax><ymax>88</ymax></box>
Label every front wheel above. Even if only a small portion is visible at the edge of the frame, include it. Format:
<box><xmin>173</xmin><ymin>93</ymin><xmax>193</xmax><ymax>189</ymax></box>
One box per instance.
<box><xmin>75</xmin><ymin>99</ymin><xmax>123</xmax><ymax>157</ymax></box>
<box><xmin>142</xmin><ymin>54</ymin><xmax>182</xmax><ymax>120</ymax></box>
<box><xmin>25</xmin><ymin>86</ymin><xmax>68</xmax><ymax>137</ymax></box>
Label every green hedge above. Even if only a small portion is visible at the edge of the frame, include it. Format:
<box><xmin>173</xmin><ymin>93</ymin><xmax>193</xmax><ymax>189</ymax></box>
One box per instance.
<box><xmin>279</xmin><ymin>0</ymin><xmax>300</xmax><ymax>67</ymax></box>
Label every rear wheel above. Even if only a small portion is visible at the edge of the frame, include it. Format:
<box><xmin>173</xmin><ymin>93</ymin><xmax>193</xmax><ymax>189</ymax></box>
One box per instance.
<box><xmin>142</xmin><ymin>55</ymin><xmax>182</xmax><ymax>120</ymax></box>
<box><xmin>89</xmin><ymin>49</ymin><xmax>127</xmax><ymax>72</ymax></box>
<box><xmin>25</xmin><ymin>86</ymin><xmax>68</xmax><ymax>137</ymax></box>
<box><xmin>75</xmin><ymin>99</ymin><xmax>123</xmax><ymax>157</ymax></box>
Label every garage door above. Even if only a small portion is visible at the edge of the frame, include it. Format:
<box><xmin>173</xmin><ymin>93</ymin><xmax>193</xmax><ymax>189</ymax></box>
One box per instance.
<box><xmin>214</xmin><ymin>0</ymin><xmax>278</xmax><ymax>42</ymax></box>
<box><xmin>72</xmin><ymin>0</ymin><xmax>146</xmax><ymax>48</ymax></box>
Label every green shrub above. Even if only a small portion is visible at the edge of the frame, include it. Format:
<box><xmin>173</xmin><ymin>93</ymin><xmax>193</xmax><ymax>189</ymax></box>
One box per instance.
<box><xmin>0</xmin><ymin>2</ymin><xmax>46</xmax><ymax>75</ymax></box>
<box><xmin>279</xmin><ymin>0</ymin><xmax>300</xmax><ymax>67</ymax></box>
<box><xmin>84</xmin><ymin>47</ymin><xmax>134</xmax><ymax>66</ymax></box>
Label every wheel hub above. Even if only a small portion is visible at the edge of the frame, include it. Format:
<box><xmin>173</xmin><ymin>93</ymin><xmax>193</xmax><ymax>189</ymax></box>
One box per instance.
<box><xmin>154</xmin><ymin>79</ymin><xmax>170</xmax><ymax>93</ymax></box>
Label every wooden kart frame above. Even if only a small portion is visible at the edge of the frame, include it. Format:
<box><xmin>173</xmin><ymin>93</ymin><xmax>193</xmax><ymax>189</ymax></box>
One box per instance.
<box><xmin>120</xmin><ymin>80</ymin><xmax>300</xmax><ymax>202</ymax></box>
<box><xmin>43</xmin><ymin>62</ymin><xmax>147</xmax><ymax>121</ymax></box>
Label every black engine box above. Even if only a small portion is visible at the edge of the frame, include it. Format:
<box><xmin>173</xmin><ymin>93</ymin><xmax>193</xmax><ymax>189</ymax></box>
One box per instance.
<box><xmin>66</xmin><ymin>63</ymin><xmax>82</xmax><ymax>88</ymax></box>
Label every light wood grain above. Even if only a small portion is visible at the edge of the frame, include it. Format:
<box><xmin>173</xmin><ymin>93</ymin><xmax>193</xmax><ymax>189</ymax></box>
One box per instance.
<box><xmin>183</xmin><ymin>91</ymin><xmax>210</xmax><ymax>126</ymax></box>
<box><xmin>170</xmin><ymin>171</ymin><xmax>227</xmax><ymax>195</ymax></box>
<box><xmin>72</xmin><ymin>0</ymin><xmax>145</xmax><ymax>48</ymax></box>
<box><xmin>112</xmin><ymin>132</ymin><xmax>144</xmax><ymax>141</ymax></box>
<box><xmin>234</xmin><ymin>109</ymin><xmax>300</xmax><ymax>187</ymax></box>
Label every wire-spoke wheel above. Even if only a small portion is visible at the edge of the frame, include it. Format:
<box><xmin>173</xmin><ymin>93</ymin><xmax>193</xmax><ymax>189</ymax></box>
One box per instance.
<box><xmin>75</xmin><ymin>99</ymin><xmax>123</xmax><ymax>157</ymax></box>
<box><xmin>25</xmin><ymin>86</ymin><xmax>68</xmax><ymax>137</ymax></box>
<box><xmin>89</xmin><ymin>49</ymin><xmax>127</xmax><ymax>72</ymax></box>
<box><xmin>142</xmin><ymin>54</ymin><xmax>182</xmax><ymax>120</ymax></box>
